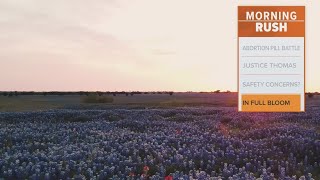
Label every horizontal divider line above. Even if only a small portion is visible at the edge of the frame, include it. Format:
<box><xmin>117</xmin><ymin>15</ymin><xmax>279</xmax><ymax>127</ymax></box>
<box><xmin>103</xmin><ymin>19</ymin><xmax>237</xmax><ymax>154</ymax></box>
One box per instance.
<box><xmin>241</xmin><ymin>56</ymin><xmax>301</xmax><ymax>58</ymax></box>
<box><xmin>241</xmin><ymin>74</ymin><xmax>301</xmax><ymax>76</ymax></box>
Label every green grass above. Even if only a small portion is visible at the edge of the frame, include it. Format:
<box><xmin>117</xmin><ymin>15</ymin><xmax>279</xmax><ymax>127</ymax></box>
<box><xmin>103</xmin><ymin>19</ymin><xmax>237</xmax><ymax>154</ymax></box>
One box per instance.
<box><xmin>0</xmin><ymin>93</ymin><xmax>318</xmax><ymax>112</ymax></box>
<box><xmin>0</xmin><ymin>95</ymin><xmax>79</xmax><ymax>112</ymax></box>
<box><xmin>81</xmin><ymin>95</ymin><xmax>114</xmax><ymax>104</ymax></box>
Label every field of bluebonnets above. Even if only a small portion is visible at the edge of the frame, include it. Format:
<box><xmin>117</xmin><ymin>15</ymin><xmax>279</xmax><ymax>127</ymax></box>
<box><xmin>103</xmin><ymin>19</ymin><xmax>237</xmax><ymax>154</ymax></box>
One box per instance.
<box><xmin>0</xmin><ymin>97</ymin><xmax>320</xmax><ymax>179</ymax></box>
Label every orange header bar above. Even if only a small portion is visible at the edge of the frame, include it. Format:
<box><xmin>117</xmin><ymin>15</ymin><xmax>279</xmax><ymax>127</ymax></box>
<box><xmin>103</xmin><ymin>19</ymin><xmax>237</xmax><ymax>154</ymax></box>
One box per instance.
<box><xmin>238</xmin><ymin>6</ymin><xmax>305</xmax><ymax>37</ymax></box>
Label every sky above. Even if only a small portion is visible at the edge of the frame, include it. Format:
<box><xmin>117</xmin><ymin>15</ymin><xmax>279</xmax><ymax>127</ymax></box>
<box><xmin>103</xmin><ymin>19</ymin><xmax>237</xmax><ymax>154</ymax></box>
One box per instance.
<box><xmin>0</xmin><ymin>0</ymin><xmax>319</xmax><ymax>92</ymax></box>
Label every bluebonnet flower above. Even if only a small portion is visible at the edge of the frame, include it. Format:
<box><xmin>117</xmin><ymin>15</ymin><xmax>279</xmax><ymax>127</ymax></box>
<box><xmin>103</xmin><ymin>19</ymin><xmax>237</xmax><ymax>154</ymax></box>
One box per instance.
<box><xmin>0</xmin><ymin>107</ymin><xmax>319</xmax><ymax>179</ymax></box>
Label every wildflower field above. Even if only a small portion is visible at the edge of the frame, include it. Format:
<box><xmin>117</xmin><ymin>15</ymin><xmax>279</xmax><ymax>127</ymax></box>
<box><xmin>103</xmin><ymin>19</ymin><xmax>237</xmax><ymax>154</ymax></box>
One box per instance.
<box><xmin>0</xmin><ymin>93</ymin><xmax>319</xmax><ymax>179</ymax></box>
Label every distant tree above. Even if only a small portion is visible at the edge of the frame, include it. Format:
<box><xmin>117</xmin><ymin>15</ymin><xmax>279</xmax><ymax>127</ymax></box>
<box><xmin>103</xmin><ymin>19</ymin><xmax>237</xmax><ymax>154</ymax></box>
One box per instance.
<box><xmin>226</xmin><ymin>90</ymin><xmax>231</xmax><ymax>93</ymax></box>
<box><xmin>126</xmin><ymin>93</ymin><xmax>129</xmax><ymax>96</ymax></box>
<box><xmin>14</xmin><ymin>91</ymin><xmax>18</xmax><ymax>96</ymax></box>
<box><xmin>130</xmin><ymin>92</ymin><xmax>134</xmax><ymax>96</ymax></box>
<box><xmin>43</xmin><ymin>92</ymin><xmax>47</xmax><ymax>96</ymax></box>
<box><xmin>214</xmin><ymin>90</ymin><xmax>221</xmax><ymax>93</ymax></box>
<box><xmin>307</xmin><ymin>93</ymin><xmax>314</xmax><ymax>98</ymax></box>
<box><xmin>137</xmin><ymin>91</ymin><xmax>142</xmax><ymax>94</ymax></box>
<box><xmin>113</xmin><ymin>93</ymin><xmax>117</xmax><ymax>96</ymax></box>
<box><xmin>2</xmin><ymin>92</ymin><xmax>8</xmax><ymax>96</ymax></box>
<box><xmin>169</xmin><ymin>92</ymin><xmax>174</xmax><ymax>96</ymax></box>
<box><xmin>96</xmin><ymin>91</ymin><xmax>103</xmax><ymax>96</ymax></box>
<box><xmin>28</xmin><ymin>91</ymin><xmax>35</xmax><ymax>95</ymax></box>
<box><xmin>8</xmin><ymin>92</ymin><xmax>13</xmax><ymax>97</ymax></box>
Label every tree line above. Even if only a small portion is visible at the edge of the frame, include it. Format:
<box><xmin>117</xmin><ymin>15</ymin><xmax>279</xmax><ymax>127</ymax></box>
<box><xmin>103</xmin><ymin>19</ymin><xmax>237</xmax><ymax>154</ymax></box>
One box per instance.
<box><xmin>0</xmin><ymin>91</ymin><xmax>174</xmax><ymax>97</ymax></box>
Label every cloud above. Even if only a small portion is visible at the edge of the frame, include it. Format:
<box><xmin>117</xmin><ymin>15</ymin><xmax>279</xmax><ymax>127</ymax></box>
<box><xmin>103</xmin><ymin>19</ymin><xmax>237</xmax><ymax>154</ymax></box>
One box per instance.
<box><xmin>0</xmin><ymin>0</ymin><xmax>154</xmax><ymax>69</ymax></box>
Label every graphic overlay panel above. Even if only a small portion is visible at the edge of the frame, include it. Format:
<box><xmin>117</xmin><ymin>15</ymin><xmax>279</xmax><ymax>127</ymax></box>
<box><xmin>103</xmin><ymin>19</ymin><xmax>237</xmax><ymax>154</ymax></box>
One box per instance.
<box><xmin>238</xmin><ymin>6</ymin><xmax>305</xmax><ymax>112</ymax></box>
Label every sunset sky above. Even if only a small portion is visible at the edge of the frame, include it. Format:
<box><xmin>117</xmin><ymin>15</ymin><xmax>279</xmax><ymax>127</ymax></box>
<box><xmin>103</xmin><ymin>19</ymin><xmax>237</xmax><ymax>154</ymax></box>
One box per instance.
<box><xmin>1</xmin><ymin>0</ymin><xmax>319</xmax><ymax>92</ymax></box>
